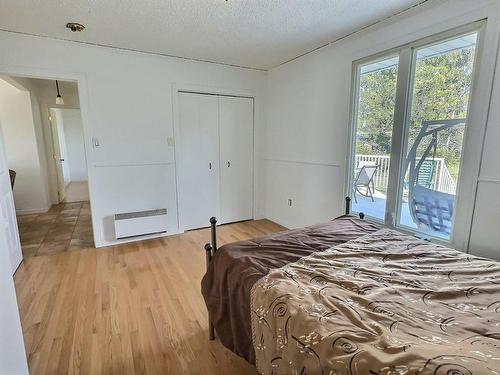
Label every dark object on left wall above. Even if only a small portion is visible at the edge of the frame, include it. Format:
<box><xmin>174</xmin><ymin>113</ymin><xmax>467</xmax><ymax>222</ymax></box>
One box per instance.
<box><xmin>9</xmin><ymin>169</ymin><xmax>16</xmax><ymax>189</ymax></box>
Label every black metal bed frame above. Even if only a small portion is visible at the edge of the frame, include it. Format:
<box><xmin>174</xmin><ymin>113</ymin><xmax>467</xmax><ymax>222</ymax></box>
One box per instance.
<box><xmin>203</xmin><ymin>196</ymin><xmax>364</xmax><ymax>340</ymax></box>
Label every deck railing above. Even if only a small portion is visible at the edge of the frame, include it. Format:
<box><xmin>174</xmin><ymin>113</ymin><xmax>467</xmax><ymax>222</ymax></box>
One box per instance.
<box><xmin>355</xmin><ymin>154</ymin><xmax>456</xmax><ymax>195</ymax></box>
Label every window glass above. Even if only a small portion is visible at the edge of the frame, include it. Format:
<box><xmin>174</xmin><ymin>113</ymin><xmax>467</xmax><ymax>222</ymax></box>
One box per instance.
<box><xmin>351</xmin><ymin>56</ymin><xmax>399</xmax><ymax>220</ymax></box>
<box><xmin>397</xmin><ymin>33</ymin><xmax>478</xmax><ymax>239</ymax></box>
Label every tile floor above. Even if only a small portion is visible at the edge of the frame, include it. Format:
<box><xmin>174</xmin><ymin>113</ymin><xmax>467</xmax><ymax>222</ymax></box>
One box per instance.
<box><xmin>16</xmin><ymin>201</ymin><xmax>94</xmax><ymax>258</ymax></box>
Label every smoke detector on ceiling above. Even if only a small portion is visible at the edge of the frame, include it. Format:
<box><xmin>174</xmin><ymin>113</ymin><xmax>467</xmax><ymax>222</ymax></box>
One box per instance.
<box><xmin>66</xmin><ymin>22</ymin><xmax>85</xmax><ymax>32</ymax></box>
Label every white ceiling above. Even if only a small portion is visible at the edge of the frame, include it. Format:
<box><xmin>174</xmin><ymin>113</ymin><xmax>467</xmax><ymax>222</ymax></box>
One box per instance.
<box><xmin>0</xmin><ymin>0</ymin><xmax>428</xmax><ymax>70</ymax></box>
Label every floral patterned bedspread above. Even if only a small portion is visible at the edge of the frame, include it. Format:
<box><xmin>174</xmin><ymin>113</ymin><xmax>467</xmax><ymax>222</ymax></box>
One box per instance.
<box><xmin>250</xmin><ymin>228</ymin><xmax>500</xmax><ymax>375</ymax></box>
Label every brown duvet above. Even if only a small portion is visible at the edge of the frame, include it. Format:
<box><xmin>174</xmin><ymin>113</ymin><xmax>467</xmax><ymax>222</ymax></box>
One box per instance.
<box><xmin>251</xmin><ymin>228</ymin><xmax>500</xmax><ymax>374</ymax></box>
<box><xmin>201</xmin><ymin>215</ymin><xmax>381</xmax><ymax>363</ymax></box>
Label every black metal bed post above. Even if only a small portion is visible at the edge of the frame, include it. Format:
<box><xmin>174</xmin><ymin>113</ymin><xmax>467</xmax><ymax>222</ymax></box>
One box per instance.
<box><xmin>210</xmin><ymin>217</ymin><xmax>217</xmax><ymax>253</ymax></box>
<box><xmin>345</xmin><ymin>196</ymin><xmax>365</xmax><ymax>219</ymax></box>
<box><xmin>345</xmin><ymin>196</ymin><xmax>351</xmax><ymax>215</ymax></box>
<box><xmin>204</xmin><ymin>217</ymin><xmax>218</xmax><ymax>341</ymax></box>
<box><xmin>204</xmin><ymin>243</ymin><xmax>215</xmax><ymax>340</ymax></box>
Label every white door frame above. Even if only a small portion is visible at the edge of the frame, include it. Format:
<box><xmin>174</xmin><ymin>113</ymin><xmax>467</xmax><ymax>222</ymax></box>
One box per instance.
<box><xmin>0</xmin><ymin>65</ymin><xmax>97</xmax><ymax>247</ymax></box>
<box><xmin>171</xmin><ymin>83</ymin><xmax>257</xmax><ymax>232</ymax></box>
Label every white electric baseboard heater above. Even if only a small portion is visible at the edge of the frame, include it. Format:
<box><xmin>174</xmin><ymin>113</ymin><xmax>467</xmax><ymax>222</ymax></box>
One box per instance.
<box><xmin>114</xmin><ymin>208</ymin><xmax>168</xmax><ymax>239</ymax></box>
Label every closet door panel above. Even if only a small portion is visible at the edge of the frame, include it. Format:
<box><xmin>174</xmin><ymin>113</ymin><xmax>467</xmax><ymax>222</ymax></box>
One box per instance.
<box><xmin>219</xmin><ymin>96</ymin><xmax>253</xmax><ymax>223</ymax></box>
<box><xmin>177</xmin><ymin>93</ymin><xmax>219</xmax><ymax>230</ymax></box>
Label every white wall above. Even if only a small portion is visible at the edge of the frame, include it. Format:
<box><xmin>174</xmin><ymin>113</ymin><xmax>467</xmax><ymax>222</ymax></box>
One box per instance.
<box><xmin>0</xmin><ymin>90</ymin><xmax>28</xmax><ymax>374</ymax></box>
<box><xmin>5</xmin><ymin>76</ymin><xmax>61</xmax><ymax>208</ymax></box>
<box><xmin>264</xmin><ymin>0</ymin><xmax>500</xmax><ymax>257</ymax></box>
<box><xmin>0</xmin><ymin>30</ymin><xmax>267</xmax><ymax>247</ymax></box>
<box><xmin>469</xmin><ymin>50</ymin><xmax>500</xmax><ymax>259</ymax></box>
<box><xmin>0</xmin><ymin>78</ymin><xmax>51</xmax><ymax>214</ymax></box>
<box><xmin>60</xmin><ymin>109</ymin><xmax>87</xmax><ymax>181</ymax></box>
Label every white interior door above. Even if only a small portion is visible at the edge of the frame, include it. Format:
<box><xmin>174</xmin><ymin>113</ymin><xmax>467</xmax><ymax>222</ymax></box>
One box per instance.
<box><xmin>219</xmin><ymin>96</ymin><xmax>254</xmax><ymax>223</ymax></box>
<box><xmin>50</xmin><ymin>109</ymin><xmax>67</xmax><ymax>202</ymax></box>
<box><xmin>177</xmin><ymin>92</ymin><xmax>220</xmax><ymax>230</ymax></box>
<box><xmin>0</xmin><ymin>218</ymin><xmax>29</xmax><ymax>375</ymax></box>
<box><xmin>0</xmin><ymin>124</ymin><xmax>22</xmax><ymax>273</ymax></box>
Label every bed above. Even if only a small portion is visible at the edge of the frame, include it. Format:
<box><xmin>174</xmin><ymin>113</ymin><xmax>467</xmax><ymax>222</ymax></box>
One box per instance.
<box><xmin>201</xmin><ymin>199</ymin><xmax>500</xmax><ymax>374</ymax></box>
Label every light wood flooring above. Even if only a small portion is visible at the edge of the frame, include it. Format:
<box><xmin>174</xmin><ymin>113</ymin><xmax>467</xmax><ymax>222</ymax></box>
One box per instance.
<box><xmin>17</xmin><ymin>201</ymin><xmax>94</xmax><ymax>258</ymax></box>
<box><xmin>14</xmin><ymin>219</ymin><xmax>286</xmax><ymax>375</ymax></box>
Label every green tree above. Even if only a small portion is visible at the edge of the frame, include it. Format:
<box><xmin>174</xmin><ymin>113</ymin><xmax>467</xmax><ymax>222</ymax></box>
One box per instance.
<box><xmin>356</xmin><ymin>45</ymin><xmax>476</xmax><ymax>183</ymax></box>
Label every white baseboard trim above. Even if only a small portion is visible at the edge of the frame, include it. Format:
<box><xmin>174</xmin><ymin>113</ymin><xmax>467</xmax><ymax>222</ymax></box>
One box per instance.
<box><xmin>253</xmin><ymin>212</ymin><xmax>265</xmax><ymax>220</ymax></box>
<box><xmin>264</xmin><ymin>215</ymin><xmax>292</xmax><ymax>230</ymax></box>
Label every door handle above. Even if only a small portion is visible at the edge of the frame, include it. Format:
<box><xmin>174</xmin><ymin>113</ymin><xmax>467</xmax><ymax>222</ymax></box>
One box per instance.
<box><xmin>209</xmin><ymin>162</ymin><xmax>212</xmax><ymax>170</ymax></box>
<box><xmin>227</xmin><ymin>161</ymin><xmax>231</xmax><ymax>168</ymax></box>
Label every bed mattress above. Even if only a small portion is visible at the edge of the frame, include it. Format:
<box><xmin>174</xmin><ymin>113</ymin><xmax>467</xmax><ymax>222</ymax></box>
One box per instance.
<box><xmin>251</xmin><ymin>228</ymin><xmax>500</xmax><ymax>374</ymax></box>
<box><xmin>200</xmin><ymin>215</ymin><xmax>381</xmax><ymax>363</ymax></box>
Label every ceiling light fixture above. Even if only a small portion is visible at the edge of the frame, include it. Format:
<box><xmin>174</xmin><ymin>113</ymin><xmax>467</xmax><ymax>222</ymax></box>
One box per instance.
<box><xmin>66</xmin><ymin>22</ymin><xmax>85</xmax><ymax>32</ymax></box>
<box><xmin>55</xmin><ymin>80</ymin><xmax>64</xmax><ymax>105</ymax></box>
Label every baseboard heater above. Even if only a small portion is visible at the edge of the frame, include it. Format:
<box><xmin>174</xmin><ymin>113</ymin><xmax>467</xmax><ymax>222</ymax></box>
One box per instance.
<box><xmin>114</xmin><ymin>209</ymin><xmax>168</xmax><ymax>239</ymax></box>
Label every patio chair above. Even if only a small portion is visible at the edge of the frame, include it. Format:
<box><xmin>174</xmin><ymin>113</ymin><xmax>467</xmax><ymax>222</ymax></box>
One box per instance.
<box><xmin>417</xmin><ymin>159</ymin><xmax>436</xmax><ymax>188</ymax></box>
<box><xmin>353</xmin><ymin>164</ymin><xmax>378</xmax><ymax>203</ymax></box>
<box><xmin>357</xmin><ymin>160</ymin><xmax>378</xmax><ymax>169</ymax></box>
<box><xmin>404</xmin><ymin>159</ymin><xmax>436</xmax><ymax>190</ymax></box>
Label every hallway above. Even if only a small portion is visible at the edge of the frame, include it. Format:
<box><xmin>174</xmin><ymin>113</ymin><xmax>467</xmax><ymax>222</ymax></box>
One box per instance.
<box><xmin>63</xmin><ymin>181</ymin><xmax>89</xmax><ymax>202</ymax></box>
<box><xmin>17</xmin><ymin>201</ymin><xmax>93</xmax><ymax>258</ymax></box>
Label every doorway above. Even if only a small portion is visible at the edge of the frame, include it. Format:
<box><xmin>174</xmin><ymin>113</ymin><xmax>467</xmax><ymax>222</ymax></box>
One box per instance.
<box><xmin>0</xmin><ymin>75</ymin><xmax>94</xmax><ymax>261</ymax></box>
<box><xmin>49</xmin><ymin>107</ymin><xmax>90</xmax><ymax>203</ymax></box>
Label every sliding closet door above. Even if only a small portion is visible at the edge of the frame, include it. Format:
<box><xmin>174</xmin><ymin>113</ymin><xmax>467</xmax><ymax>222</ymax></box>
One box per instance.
<box><xmin>177</xmin><ymin>93</ymin><xmax>220</xmax><ymax>230</ymax></box>
<box><xmin>219</xmin><ymin>96</ymin><xmax>254</xmax><ymax>223</ymax></box>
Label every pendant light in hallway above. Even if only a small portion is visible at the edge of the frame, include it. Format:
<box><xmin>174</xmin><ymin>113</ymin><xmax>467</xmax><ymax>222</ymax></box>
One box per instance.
<box><xmin>55</xmin><ymin>80</ymin><xmax>64</xmax><ymax>105</ymax></box>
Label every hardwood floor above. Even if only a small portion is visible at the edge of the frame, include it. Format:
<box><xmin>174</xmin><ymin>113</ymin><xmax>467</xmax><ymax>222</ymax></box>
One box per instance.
<box><xmin>17</xmin><ymin>201</ymin><xmax>94</xmax><ymax>258</ymax></box>
<box><xmin>14</xmin><ymin>219</ymin><xmax>286</xmax><ymax>375</ymax></box>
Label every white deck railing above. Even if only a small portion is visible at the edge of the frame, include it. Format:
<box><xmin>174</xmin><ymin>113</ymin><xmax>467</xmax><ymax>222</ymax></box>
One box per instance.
<box><xmin>355</xmin><ymin>154</ymin><xmax>456</xmax><ymax>195</ymax></box>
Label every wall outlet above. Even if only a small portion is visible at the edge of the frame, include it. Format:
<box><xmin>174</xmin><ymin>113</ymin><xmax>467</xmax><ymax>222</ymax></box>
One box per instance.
<box><xmin>287</xmin><ymin>198</ymin><xmax>293</xmax><ymax>206</ymax></box>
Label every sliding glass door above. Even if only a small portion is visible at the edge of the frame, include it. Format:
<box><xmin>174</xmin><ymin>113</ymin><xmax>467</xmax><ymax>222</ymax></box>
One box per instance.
<box><xmin>350</xmin><ymin>55</ymin><xmax>399</xmax><ymax>221</ymax></box>
<box><xmin>397</xmin><ymin>33</ymin><xmax>478</xmax><ymax>239</ymax></box>
<box><xmin>349</xmin><ymin>27</ymin><xmax>480</xmax><ymax>241</ymax></box>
